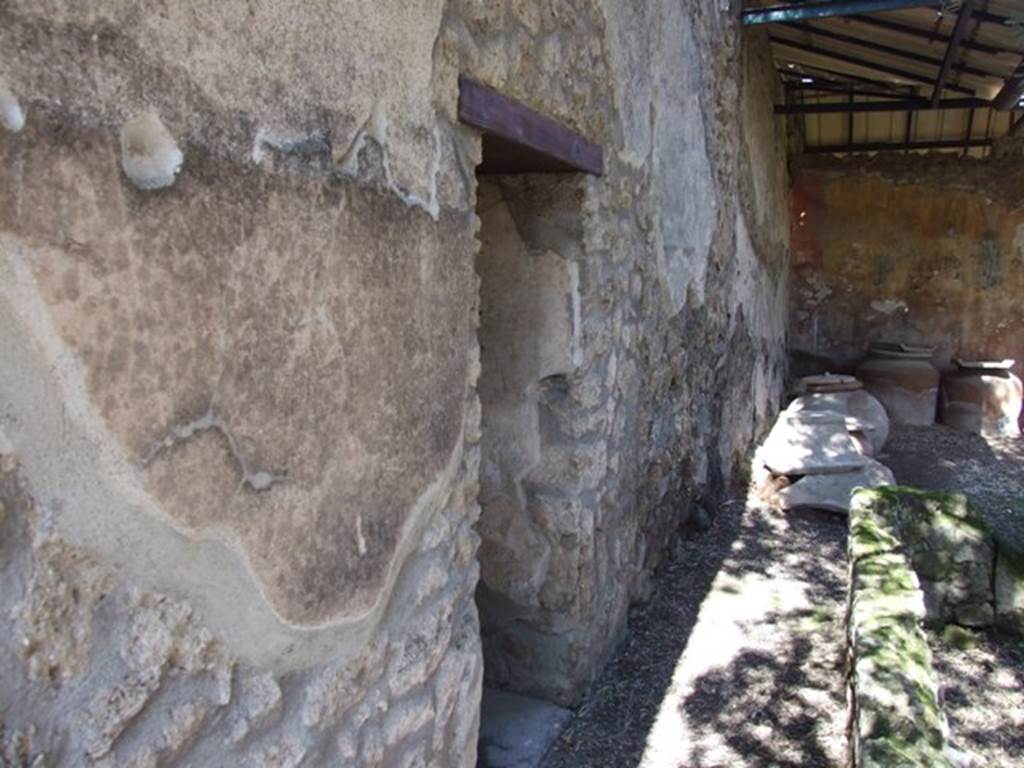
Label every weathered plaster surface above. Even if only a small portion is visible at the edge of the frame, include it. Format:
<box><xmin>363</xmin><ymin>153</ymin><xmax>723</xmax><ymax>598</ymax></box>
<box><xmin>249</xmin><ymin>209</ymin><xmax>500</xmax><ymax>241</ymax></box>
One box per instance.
<box><xmin>0</xmin><ymin>447</ymin><xmax>483</xmax><ymax>765</ymax></box>
<box><xmin>1</xmin><ymin>0</ymin><xmax>487</xmax><ymax>762</ymax></box>
<box><xmin>456</xmin><ymin>2</ymin><xmax>791</xmax><ymax>702</ymax></box>
<box><xmin>0</xmin><ymin>117</ymin><xmax>477</xmax><ymax>631</ymax></box>
<box><xmin>0</xmin><ymin>0</ymin><xmax>791</xmax><ymax>757</ymax></box>
<box><xmin>789</xmin><ymin>155</ymin><xmax>1024</xmax><ymax>381</ymax></box>
<box><xmin>1</xmin><ymin>0</ymin><xmax>451</xmax><ymax>212</ymax></box>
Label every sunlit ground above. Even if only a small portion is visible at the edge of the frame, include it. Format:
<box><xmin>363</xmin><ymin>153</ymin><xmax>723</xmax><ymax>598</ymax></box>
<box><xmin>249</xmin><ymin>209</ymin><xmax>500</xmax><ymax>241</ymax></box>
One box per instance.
<box><xmin>543</xmin><ymin>478</ymin><xmax>849</xmax><ymax>768</ymax></box>
<box><xmin>638</xmin><ymin>493</ymin><xmax>847</xmax><ymax>768</ymax></box>
<box><xmin>544</xmin><ymin>425</ymin><xmax>1023</xmax><ymax>768</ymax></box>
<box><xmin>929</xmin><ymin>627</ymin><xmax>1024</xmax><ymax>766</ymax></box>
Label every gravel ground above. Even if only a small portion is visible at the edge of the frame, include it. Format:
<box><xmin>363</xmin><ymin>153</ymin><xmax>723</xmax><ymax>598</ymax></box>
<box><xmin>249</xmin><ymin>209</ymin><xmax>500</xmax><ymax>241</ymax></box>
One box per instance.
<box><xmin>879</xmin><ymin>424</ymin><xmax>1024</xmax><ymax>767</ymax></box>
<box><xmin>929</xmin><ymin>627</ymin><xmax>1024</xmax><ymax>768</ymax></box>
<box><xmin>541</xmin><ymin>499</ymin><xmax>849</xmax><ymax>768</ymax></box>
<box><xmin>878</xmin><ymin>424</ymin><xmax>1024</xmax><ymax>550</ymax></box>
<box><xmin>536</xmin><ymin>424</ymin><xmax>1022</xmax><ymax>768</ymax></box>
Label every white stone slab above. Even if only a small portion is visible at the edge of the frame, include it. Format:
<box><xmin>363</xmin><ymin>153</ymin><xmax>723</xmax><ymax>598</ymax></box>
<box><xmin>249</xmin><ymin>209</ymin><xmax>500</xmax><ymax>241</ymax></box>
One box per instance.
<box><xmin>776</xmin><ymin>458</ymin><xmax>895</xmax><ymax>514</ymax></box>
<box><xmin>760</xmin><ymin>411</ymin><xmax>867</xmax><ymax>476</ymax></box>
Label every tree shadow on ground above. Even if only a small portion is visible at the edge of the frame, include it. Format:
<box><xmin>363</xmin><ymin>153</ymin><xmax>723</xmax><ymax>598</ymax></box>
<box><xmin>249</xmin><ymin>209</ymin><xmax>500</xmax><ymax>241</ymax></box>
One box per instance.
<box><xmin>680</xmin><ymin>611</ymin><xmax>844</xmax><ymax>768</ymax></box>
<box><xmin>880</xmin><ymin>424</ymin><xmax>1024</xmax><ymax>549</ymax></box>
<box><xmin>539</xmin><ymin>501</ymin><xmax>746</xmax><ymax>768</ymax></box>
<box><xmin>929</xmin><ymin>627</ymin><xmax>1024</xmax><ymax>765</ymax></box>
<box><xmin>541</xmin><ymin>503</ymin><xmax>848</xmax><ymax>768</ymax></box>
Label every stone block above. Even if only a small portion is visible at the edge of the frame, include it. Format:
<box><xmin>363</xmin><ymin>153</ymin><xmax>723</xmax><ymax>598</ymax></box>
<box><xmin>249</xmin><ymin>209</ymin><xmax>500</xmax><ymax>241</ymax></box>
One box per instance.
<box><xmin>760</xmin><ymin>411</ymin><xmax>867</xmax><ymax>476</ymax></box>
<box><xmin>994</xmin><ymin>540</ymin><xmax>1024</xmax><ymax>636</ymax></box>
<box><xmin>776</xmin><ymin>457</ymin><xmax>894</xmax><ymax>513</ymax></box>
<box><xmin>854</xmin><ymin>488</ymin><xmax>995</xmax><ymax>628</ymax></box>
<box><xmin>847</xmin><ymin>497</ymin><xmax>953</xmax><ymax>768</ymax></box>
<box><xmin>787</xmin><ymin>389</ymin><xmax>890</xmax><ymax>454</ymax></box>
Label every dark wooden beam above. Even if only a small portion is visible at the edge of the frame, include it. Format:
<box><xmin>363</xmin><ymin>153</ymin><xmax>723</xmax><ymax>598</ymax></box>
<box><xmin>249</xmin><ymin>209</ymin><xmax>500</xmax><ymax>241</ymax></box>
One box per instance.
<box><xmin>457</xmin><ymin>75</ymin><xmax>603</xmax><ymax>176</ymax></box>
<box><xmin>775</xmin><ymin>96</ymin><xmax>989</xmax><ymax>113</ymax></box>
<box><xmin>847</xmin><ymin>14</ymin><xmax>1013</xmax><ymax>57</ymax></box>
<box><xmin>770</xmin><ymin>36</ymin><xmax>975</xmax><ymax>93</ymax></box>
<box><xmin>743</xmin><ymin>0</ymin><xmax>937</xmax><ymax>25</ymax></box>
<box><xmin>780</xmin><ymin>20</ymin><xmax>997</xmax><ymax>81</ymax></box>
<box><xmin>932</xmin><ymin>0</ymin><xmax>975</xmax><ymax>106</ymax></box>
<box><xmin>804</xmin><ymin>137</ymin><xmax>994</xmax><ymax>153</ymax></box>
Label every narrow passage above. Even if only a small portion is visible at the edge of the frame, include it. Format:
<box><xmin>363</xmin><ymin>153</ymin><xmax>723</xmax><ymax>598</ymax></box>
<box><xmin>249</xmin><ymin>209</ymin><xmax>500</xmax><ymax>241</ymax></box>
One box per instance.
<box><xmin>543</xmin><ymin>500</ymin><xmax>849</xmax><ymax>768</ymax></box>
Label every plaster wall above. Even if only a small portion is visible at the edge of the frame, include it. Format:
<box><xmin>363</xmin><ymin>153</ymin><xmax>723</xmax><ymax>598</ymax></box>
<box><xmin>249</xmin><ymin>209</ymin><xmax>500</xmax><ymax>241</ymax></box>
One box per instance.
<box><xmin>453</xmin><ymin>2</ymin><xmax>791</xmax><ymax>703</ymax></box>
<box><xmin>0</xmin><ymin>0</ymin><xmax>791</xmax><ymax>760</ymax></box>
<box><xmin>1</xmin><ymin>1</ymin><xmax>486</xmax><ymax>764</ymax></box>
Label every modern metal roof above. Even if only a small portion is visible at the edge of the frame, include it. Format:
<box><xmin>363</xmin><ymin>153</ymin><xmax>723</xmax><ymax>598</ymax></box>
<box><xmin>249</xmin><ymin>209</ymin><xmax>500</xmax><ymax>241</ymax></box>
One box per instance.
<box><xmin>743</xmin><ymin>1</ymin><xmax>1024</xmax><ymax>156</ymax></box>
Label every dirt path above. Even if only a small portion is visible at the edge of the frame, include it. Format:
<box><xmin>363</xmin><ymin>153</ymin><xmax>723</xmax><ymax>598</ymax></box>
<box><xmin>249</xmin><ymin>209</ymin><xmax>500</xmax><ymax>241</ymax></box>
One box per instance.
<box><xmin>541</xmin><ymin>499</ymin><xmax>849</xmax><ymax>768</ymax></box>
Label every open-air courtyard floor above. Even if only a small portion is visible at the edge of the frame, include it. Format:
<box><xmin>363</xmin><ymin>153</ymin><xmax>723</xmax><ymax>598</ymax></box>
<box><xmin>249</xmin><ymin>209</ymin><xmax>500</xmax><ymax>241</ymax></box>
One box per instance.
<box><xmin>542</xmin><ymin>497</ymin><xmax>849</xmax><ymax>768</ymax></box>
<box><xmin>533</xmin><ymin>423</ymin><xmax>1024</xmax><ymax>768</ymax></box>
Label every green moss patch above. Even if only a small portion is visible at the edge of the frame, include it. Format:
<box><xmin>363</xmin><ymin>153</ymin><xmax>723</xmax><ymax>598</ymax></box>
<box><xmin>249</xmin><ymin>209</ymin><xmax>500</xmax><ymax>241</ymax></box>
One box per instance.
<box><xmin>848</xmin><ymin>488</ymin><xmax>956</xmax><ymax>768</ymax></box>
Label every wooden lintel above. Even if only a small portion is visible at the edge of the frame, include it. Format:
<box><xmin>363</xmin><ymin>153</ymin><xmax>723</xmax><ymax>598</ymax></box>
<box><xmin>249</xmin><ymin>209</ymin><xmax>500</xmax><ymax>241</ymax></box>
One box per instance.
<box><xmin>457</xmin><ymin>75</ymin><xmax>603</xmax><ymax>176</ymax></box>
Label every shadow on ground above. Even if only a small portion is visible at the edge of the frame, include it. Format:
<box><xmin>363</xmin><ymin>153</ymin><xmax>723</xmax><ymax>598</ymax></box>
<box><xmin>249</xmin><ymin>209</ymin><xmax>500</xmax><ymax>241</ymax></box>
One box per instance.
<box><xmin>880</xmin><ymin>424</ymin><xmax>1024</xmax><ymax>550</ymax></box>
<box><xmin>541</xmin><ymin>503</ymin><xmax>848</xmax><ymax>768</ymax></box>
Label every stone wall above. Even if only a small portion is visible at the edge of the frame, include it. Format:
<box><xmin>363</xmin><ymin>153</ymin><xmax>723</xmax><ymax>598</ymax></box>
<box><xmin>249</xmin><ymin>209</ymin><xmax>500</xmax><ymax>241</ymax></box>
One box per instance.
<box><xmin>789</xmin><ymin>153</ymin><xmax>1024</xmax><ymax>381</ymax></box>
<box><xmin>848</xmin><ymin>488</ymin><xmax>951</xmax><ymax>768</ymax></box>
<box><xmin>0</xmin><ymin>0</ymin><xmax>791</xmax><ymax>760</ymax></box>
<box><xmin>455</xmin><ymin>2</ymin><xmax>791</xmax><ymax>703</ymax></box>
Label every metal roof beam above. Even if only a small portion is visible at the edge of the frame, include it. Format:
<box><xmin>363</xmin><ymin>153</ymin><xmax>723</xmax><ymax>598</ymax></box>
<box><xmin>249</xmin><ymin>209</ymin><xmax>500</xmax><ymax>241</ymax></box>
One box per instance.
<box><xmin>932</xmin><ymin>0</ymin><xmax>975</xmax><ymax>106</ymax></box>
<box><xmin>775</xmin><ymin>96</ymin><xmax>989</xmax><ymax>113</ymax></box>
<box><xmin>993</xmin><ymin>61</ymin><xmax>1024</xmax><ymax>110</ymax></box>
<box><xmin>847</xmin><ymin>15</ymin><xmax>1014</xmax><ymax>57</ymax></box>
<box><xmin>779</xmin><ymin>19</ymin><xmax>997</xmax><ymax>80</ymax></box>
<box><xmin>971</xmin><ymin>8</ymin><xmax>1016</xmax><ymax>26</ymax></box>
<box><xmin>743</xmin><ymin>0</ymin><xmax>937</xmax><ymax>25</ymax></box>
<box><xmin>770</xmin><ymin>36</ymin><xmax>975</xmax><ymax>93</ymax></box>
<box><xmin>804</xmin><ymin>138</ymin><xmax>994</xmax><ymax>153</ymax></box>
<box><xmin>777</xmin><ymin>59</ymin><xmax>921</xmax><ymax>92</ymax></box>
<box><xmin>782</xmin><ymin>80</ymin><xmax>916</xmax><ymax>98</ymax></box>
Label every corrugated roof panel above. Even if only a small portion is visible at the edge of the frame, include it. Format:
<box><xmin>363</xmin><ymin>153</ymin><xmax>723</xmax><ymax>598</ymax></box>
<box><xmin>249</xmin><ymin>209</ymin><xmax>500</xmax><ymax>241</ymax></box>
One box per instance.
<box><xmin>754</xmin><ymin>1</ymin><xmax>1024</xmax><ymax>154</ymax></box>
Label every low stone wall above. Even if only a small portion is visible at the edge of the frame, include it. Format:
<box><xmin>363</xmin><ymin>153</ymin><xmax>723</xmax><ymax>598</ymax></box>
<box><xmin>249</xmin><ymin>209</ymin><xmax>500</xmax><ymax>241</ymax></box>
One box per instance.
<box><xmin>995</xmin><ymin>538</ymin><xmax>1024</xmax><ymax>635</ymax></box>
<box><xmin>877</xmin><ymin>489</ymin><xmax>995</xmax><ymax>629</ymax></box>
<box><xmin>847</xmin><ymin>489</ymin><xmax>951</xmax><ymax>768</ymax></box>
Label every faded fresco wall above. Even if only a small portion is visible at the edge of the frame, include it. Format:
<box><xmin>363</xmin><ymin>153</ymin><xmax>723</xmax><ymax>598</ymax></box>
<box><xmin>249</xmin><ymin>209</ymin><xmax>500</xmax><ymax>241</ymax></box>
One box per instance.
<box><xmin>789</xmin><ymin>154</ymin><xmax>1024</xmax><ymax>381</ymax></box>
<box><xmin>0</xmin><ymin>0</ymin><xmax>790</xmax><ymax>762</ymax></box>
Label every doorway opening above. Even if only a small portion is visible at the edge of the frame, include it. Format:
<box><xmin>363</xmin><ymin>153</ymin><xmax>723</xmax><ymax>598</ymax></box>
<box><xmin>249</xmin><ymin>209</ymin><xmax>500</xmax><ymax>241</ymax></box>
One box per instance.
<box><xmin>457</xmin><ymin>77</ymin><xmax>603</xmax><ymax>767</ymax></box>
